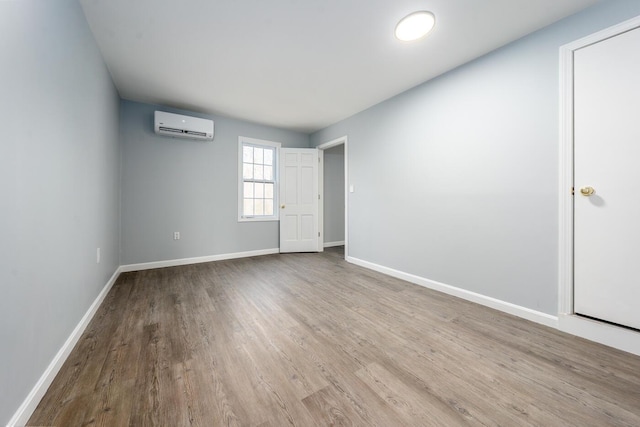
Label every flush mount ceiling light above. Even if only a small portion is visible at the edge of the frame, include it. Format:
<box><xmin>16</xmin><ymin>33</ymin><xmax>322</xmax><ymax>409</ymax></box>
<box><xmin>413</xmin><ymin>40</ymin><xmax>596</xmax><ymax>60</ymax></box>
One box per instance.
<box><xmin>395</xmin><ymin>11</ymin><xmax>436</xmax><ymax>42</ymax></box>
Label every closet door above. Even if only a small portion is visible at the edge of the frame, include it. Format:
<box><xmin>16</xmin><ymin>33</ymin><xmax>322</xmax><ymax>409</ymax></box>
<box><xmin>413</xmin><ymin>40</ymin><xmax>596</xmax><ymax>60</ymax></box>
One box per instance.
<box><xmin>573</xmin><ymin>26</ymin><xmax>640</xmax><ymax>330</ymax></box>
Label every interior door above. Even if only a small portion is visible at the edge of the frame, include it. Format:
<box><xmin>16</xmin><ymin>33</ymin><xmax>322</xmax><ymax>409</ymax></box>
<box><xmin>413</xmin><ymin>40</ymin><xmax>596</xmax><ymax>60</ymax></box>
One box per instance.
<box><xmin>279</xmin><ymin>148</ymin><xmax>319</xmax><ymax>253</ymax></box>
<box><xmin>573</xmin><ymin>26</ymin><xmax>640</xmax><ymax>330</ymax></box>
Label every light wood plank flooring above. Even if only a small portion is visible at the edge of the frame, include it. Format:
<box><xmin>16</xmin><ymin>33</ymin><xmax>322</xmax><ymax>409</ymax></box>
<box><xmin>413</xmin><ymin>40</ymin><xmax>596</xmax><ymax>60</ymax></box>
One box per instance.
<box><xmin>29</xmin><ymin>247</ymin><xmax>640</xmax><ymax>426</ymax></box>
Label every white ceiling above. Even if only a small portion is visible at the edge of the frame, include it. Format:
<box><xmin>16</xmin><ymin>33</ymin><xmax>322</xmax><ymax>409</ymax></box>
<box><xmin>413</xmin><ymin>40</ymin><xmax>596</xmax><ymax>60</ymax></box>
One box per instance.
<box><xmin>79</xmin><ymin>0</ymin><xmax>600</xmax><ymax>133</ymax></box>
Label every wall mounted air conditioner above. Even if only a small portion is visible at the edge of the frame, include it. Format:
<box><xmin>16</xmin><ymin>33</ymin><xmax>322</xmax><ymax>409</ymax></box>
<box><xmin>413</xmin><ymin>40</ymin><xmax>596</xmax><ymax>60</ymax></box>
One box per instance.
<box><xmin>154</xmin><ymin>111</ymin><xmax>214</xmax><ymax>141</ymax></box>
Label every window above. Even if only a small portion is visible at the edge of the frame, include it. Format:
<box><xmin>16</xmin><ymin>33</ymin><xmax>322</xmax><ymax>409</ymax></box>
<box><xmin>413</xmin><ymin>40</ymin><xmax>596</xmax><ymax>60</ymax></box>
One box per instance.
<box><xmin>238</xmin><ymin>137</ymin><xmax>280</xmax><ymax>221</ymax></box>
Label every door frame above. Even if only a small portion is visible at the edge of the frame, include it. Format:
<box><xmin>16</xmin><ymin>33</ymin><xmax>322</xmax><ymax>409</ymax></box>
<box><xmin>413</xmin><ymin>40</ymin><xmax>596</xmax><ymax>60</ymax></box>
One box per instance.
<box><xmin>317</xmin><ymin>136</ymin><xmax>348</xmax><ymax>258</ymax></box>
<box><xmin>558</xmin><ymin>14</ymin><xmax>640</xmax><ymax>356</ymax></box>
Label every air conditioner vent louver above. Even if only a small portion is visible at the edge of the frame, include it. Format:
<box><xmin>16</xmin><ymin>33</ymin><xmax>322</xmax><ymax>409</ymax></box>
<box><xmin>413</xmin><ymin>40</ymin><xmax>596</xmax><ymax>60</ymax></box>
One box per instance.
<box><xmin>154</xmin><ymin>111</ymin><xmax>214</xmax><ymax>141</ymax></box>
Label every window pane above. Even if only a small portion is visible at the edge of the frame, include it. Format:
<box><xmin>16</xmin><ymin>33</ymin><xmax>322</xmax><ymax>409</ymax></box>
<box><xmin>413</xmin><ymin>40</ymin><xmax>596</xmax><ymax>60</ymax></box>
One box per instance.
<box><xmin>244</xmin><ymin>182</ymin><xmax>254</xmax><ymax>198</ymax></box>
<box><xmin>254</xmin><ymin>164</ymin><xmax>264</xmax><ymax>180</ymax></box>
<box><xmin>243</xmin><ymin>146</ymin><xmax>253</xmax><ymax>163</ymax></box>
<box><xmin>255</xmin><ymin>199</ymin><xmax>264</xmax><ymax>216</ymax></box>
<box><xmin>243</xmin><ymin>198</ymin><xmax>254</xmax><ymax>216</ymax></box>
<box><xmin>254</xmin><ymin>148</ymin><xmax>264</xmax><ymax>164</ymax></box>
<box><xmin>255</xmin><ymin>183</ymin><xmax>264</xmax><ymax>198</ymax></box>
<box><xmin>264</xmin><ymin>165</ymin><xmax>273</xmax><ymax>181</ymax></box>
<box><xmin>243</xmin><ymin>163</ymin><xmax>253</xmax><ymax>179</ymax></box>
<box><xmin>264</xmin><ymin>148</ymin><xmax>273</xmax><ymax>166</ymax></box>
<box><xmin>239</xmin><ymin>139</ymin><xmax>280</xmax><ymax>220</ymax></box>
<box><xmin>265</xmin><ymin>183</ymin><xmax>274</xmax><ymax>198</ymax></box>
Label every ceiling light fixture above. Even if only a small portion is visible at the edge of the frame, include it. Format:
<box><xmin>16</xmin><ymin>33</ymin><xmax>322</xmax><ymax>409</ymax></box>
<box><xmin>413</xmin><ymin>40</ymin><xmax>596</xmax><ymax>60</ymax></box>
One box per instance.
<box><xmin>395</xmin><ymin>11</ymin><xmax>436</xmax><ymax>42</ymax></box>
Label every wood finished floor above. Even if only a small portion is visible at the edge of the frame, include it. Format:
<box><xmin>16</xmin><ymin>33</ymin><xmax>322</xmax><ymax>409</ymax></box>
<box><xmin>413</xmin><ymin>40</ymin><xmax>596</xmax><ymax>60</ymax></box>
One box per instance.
<box><xmin>29</xmin><ymin>247</ymin><xmax>640</xmax><ymax>426</ymax></box>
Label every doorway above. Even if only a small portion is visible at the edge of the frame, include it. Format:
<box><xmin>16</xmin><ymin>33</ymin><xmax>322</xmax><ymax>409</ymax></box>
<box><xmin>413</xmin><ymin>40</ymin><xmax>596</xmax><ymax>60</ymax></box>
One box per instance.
<box><xmin>318</xmin><ymin>136</ymin><xmax>348</xmax><ymax>259</ymax></box>
<box><xmin>572</xmin><ymin>25</ymin><xmax>640</xmax><ymax>330</ymax></box>
<box><xmin>559</xmin><ymin>15</ymin><xmax>640</xmax><ymax>355</ymax></box>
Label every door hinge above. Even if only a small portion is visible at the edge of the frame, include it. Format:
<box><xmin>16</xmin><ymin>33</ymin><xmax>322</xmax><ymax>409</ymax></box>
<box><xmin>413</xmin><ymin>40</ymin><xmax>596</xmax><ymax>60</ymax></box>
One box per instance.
<box><xmin>571</xmin><ymin>187</ymin><xmax>575</xmax><ymax>195</ymax></box>
<box><xmin>318</xmin><ymin>232</ymin><xmax>320</xmax><ymax>237</ymax></box>
<box><xmin>318</xmin><ymin>194</ymin><xmax>320</xmax><ymax>200</ymax></box>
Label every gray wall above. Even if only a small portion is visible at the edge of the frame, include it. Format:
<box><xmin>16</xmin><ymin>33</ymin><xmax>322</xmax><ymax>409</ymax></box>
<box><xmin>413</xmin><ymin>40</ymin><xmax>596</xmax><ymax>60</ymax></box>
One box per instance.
<box><xmin>0</xmin><ymin>0</ymin><xmax>121</xmax><ymax>424</ymax></box>
<box><xmin>310</xmin><ymin>0</ymin><xmax>640</xmax><ymax>316</ymax></box>
<box><xmin>323</xmin><ymin>145</ymin><xmax>345</xmax><ymax>245</ymax></box>
<box><xmin>120</xmin><ymin>100</ymin><xmax>309</xmax><ymax>265</ymax></box>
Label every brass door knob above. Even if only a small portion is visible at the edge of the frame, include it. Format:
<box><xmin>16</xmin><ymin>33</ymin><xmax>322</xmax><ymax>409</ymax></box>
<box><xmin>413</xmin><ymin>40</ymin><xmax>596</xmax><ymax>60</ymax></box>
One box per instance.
<box><xmin>281</xmin><ymin>204</ymin><xmax>285</xmax><ymax>209</ymax></box>
<box><xmin>580</xmin><ymin>186</ymin><xmax>595</xmax><ymax>196</ymax></box>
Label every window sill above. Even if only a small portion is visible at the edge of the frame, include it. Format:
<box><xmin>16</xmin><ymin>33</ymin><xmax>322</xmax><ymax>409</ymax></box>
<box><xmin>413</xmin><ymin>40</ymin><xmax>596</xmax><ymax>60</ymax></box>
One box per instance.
<box><xmin>238</xmin><ymin>216</ymin><xmax>279</xmax><ymax>223</ymax></box>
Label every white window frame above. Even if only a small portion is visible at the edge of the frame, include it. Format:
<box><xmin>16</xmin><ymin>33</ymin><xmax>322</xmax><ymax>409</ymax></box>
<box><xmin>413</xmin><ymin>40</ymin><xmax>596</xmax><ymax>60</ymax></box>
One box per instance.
<box><xmin>238</xmin><ymin>136</ymin><xmax>281</xmax><ymax>222</ymax></box>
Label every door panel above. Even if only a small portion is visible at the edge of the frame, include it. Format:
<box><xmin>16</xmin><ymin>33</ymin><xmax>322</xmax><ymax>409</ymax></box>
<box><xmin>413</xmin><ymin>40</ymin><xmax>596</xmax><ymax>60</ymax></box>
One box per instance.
<box><xmin>301</xmin><ymin>215</ymin><xmax>314</xmax><ymax>240</ymax></box>
<box><xmin>574</xmin><ymin>26</ymin><xmax>640</xmax><ymax>330</ymax></box>
<box><xmin>279</xmin><ymin>148</ymin><xmax>319</xmax><ymax>253</ymax></box>
<box><xmin>284</xmin><ymin>165</ymin><xmax>297</xmax><ymax>204</ymax></box>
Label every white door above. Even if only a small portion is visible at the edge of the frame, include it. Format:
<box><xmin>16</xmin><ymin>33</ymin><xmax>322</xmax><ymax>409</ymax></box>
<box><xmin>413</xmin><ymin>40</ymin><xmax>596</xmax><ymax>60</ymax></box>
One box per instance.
<box><xmin>573</xmin><ymin>26</ymin><xmax>640</xmax><ymax>330</ymax></box>
<box><xmin>279</xmin><ymin>148</ymin><xmax>319</xmax><ymax>253</ymax></box>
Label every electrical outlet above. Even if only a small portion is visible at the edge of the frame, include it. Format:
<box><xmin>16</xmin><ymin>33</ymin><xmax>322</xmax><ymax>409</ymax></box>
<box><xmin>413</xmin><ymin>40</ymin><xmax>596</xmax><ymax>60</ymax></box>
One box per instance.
<box><xmin>174</xmin><ymin>232</ymin><xmax>180</xmax><ymax>240</ymax></box>
<box><xmin>96</xmin><ymin>247</ymin><xmax>101</xmax><ymax>264</ymax></box>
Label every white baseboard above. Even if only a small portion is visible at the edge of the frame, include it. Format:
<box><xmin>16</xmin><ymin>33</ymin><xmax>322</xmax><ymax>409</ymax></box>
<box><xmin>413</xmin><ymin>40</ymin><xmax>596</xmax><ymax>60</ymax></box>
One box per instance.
<box><xmin>324</xmin><ymin>240</ymin><xmax>345</xmax><ymax>248</ymax></box>
<box><xmin>558</xmin><ymin>314</ymin><xmax>640</xmax><ymax>357</ymax></box>
<box><xmin>8</xmin><ymin>267</ymin><xmax>122</xmax><ymax>427</ymax></box>
<box><xmin>346</xmin><ymin>256</ymin><xmax>559</xmax><ymax>329</ymax></box>
<box><xmin>120</xmin><ymin>248</ymin><xmax>280</xmax><ymax>272</ymax></box>
<box><xmin>345</xmin><ymin>256</ymin><xmax>640</xmax><ymax>356</ymax></box>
